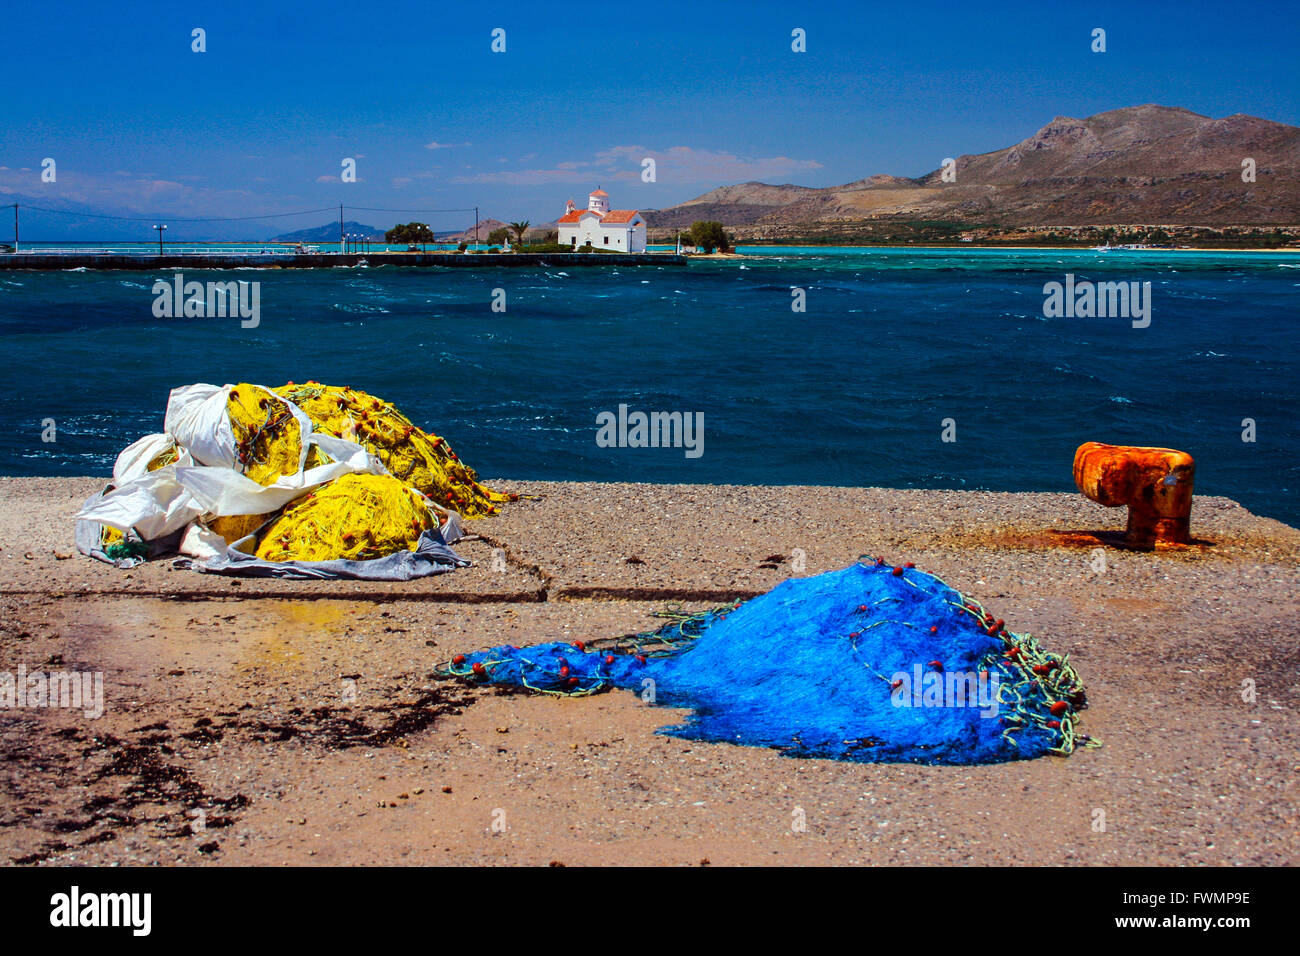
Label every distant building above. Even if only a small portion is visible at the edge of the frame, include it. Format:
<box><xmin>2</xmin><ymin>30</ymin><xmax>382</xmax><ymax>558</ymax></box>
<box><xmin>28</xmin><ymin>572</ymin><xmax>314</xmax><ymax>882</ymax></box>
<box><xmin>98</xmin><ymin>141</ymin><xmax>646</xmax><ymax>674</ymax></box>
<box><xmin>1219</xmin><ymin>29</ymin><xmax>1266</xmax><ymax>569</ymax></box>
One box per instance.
<box><xmin>557</xmin><ymin>188</ymin><xmax>647</xmax><ymax>252</ymax></box>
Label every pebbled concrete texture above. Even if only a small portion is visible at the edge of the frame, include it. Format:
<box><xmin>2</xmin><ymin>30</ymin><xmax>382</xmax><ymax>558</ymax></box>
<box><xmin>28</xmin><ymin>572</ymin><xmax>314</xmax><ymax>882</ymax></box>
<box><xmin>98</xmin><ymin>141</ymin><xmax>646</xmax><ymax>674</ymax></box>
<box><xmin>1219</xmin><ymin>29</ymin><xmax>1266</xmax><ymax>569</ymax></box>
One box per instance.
<box><xmin>0</xmin><ymin>477</ymin><xmax>1297</xmax><ymax>865</ymax></box>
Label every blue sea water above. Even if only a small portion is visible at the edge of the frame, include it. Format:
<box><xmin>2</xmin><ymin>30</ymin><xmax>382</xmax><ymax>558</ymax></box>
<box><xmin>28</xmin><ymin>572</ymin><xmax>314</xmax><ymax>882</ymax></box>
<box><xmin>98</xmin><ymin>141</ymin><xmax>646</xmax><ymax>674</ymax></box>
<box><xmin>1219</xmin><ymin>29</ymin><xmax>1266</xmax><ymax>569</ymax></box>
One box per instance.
<box><xmin>1</xmin><ymin>247</ymin><xmax>1297</xmax><ymax>526</ymax></box>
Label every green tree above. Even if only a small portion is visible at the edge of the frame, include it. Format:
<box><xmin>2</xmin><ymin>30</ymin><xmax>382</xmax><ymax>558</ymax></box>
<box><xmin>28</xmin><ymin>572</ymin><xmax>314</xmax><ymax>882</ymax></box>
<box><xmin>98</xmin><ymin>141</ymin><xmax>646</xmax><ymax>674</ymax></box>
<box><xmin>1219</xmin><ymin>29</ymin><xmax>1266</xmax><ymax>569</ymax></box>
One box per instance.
<box><xmin>386</xmin><ymin>222</ymin><xmax>434</xmax><ymax>250</ymax></box>
<box><xmin>687</xmin><ymin>220</ymin><xmax>730</xmax><ymax>253</ymax></box>
<box><xmin>508</xmin><ymin>220</ymin><xmax>531</xmax><ymax>249</ymax></box>
<box><xmin>488</xmin><ymin>227</ymin><xmax>510</xmax><ymax>246</ymax></box>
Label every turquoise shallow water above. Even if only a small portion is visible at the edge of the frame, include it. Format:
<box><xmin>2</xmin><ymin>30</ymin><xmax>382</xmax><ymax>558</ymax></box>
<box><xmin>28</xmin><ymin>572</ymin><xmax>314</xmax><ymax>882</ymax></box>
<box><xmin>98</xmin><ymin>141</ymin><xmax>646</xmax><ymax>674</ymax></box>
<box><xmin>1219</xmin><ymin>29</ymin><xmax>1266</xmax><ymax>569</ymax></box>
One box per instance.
<box><xmin>1</xmin><ymin>247</ymin><xmax>1297</xmax><ymax>525</ymax></box>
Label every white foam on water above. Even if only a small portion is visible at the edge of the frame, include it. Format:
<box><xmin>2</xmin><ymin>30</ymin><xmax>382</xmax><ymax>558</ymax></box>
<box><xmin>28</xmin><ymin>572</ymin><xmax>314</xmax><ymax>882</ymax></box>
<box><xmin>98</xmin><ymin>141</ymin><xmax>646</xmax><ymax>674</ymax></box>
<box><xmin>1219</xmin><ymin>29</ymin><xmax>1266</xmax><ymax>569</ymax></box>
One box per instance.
<box><xmin>331</xmin><ymin>302</ymin><xmax>390</xmax><ymax>314</ymax></box>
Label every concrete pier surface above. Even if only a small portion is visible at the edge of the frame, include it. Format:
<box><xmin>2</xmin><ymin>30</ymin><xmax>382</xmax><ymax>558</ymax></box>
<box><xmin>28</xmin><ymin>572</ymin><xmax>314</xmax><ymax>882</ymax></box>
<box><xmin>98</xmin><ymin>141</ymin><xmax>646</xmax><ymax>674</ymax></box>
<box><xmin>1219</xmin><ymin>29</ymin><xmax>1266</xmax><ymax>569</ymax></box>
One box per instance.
<box><xmin>0</xmin><ymin>251</ymin><xmax>686</xmax><ymax>271</ymax></box>
<box><xmin>1</xmin><ymin>476</ymin><xmax>1297</xmax><ymax>865</ymax></box>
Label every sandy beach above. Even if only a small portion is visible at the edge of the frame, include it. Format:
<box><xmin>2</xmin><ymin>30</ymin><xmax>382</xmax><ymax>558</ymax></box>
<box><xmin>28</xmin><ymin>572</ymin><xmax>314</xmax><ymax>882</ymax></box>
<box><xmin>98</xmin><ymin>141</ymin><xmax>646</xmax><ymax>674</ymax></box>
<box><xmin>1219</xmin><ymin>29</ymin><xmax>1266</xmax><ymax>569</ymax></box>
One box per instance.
<box><xmin>1</xmin><ymin>476</ymin><xmax>1297</xmax><ymax>866</ymax></box>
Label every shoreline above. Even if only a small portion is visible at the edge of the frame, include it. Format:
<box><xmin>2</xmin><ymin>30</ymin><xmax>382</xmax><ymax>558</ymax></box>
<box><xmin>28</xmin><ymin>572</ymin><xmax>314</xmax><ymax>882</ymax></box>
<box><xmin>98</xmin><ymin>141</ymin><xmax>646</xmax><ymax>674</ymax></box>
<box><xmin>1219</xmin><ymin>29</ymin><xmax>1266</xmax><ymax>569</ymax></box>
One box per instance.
<box><xmin>0</xmin><ymin>251</ymin><xmax>687</xmax><ymax>271</ymax></box>
<box><xmin>697</xmin><ymin>245</ymin><xmax>1300</xmax><ymax>254</ymax></box>
<box><xmin>3</xmin><ymin>246</ymin><xmax>1294</xmax><ymax>273</ymax></box>
<box><xmin>2</xmin><ymin>476</ymin><xmax>1297</xmax><ymax>865</ymax></box>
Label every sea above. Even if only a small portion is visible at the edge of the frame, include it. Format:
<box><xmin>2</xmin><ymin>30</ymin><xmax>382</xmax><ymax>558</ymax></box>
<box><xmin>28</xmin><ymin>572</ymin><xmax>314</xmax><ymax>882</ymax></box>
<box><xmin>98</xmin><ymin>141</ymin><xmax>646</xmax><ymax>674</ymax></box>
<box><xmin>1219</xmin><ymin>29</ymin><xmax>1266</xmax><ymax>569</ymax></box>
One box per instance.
<box><xmin>1</xmin><ymin>246</ymin><xmax>1297</xmax><ymax>526</ymax></box>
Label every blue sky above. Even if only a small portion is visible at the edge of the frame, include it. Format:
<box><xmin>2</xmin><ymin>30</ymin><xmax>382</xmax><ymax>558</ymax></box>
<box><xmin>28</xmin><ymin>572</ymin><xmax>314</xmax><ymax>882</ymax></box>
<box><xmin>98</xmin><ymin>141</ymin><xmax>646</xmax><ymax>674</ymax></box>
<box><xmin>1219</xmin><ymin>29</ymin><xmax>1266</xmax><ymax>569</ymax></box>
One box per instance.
<box><xmin>2</xmin><ymin>0</ymin><xmax>1297</xmax><ymax>238</ymax></box>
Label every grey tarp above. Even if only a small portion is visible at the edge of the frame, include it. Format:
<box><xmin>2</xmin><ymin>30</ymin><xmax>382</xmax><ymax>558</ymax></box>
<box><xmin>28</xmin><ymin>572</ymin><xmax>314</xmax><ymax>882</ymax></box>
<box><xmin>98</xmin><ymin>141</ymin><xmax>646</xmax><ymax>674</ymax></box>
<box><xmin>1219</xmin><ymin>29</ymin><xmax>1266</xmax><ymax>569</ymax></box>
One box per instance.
<box><xmin>77</xmin><ymin>489</ymin><xmax>469</xmax><ymax>581</ymax></box>
<box><xmin>175</xmin><ymin>526</ymin><xmax>468</xmax><ymax>580</ymax></box>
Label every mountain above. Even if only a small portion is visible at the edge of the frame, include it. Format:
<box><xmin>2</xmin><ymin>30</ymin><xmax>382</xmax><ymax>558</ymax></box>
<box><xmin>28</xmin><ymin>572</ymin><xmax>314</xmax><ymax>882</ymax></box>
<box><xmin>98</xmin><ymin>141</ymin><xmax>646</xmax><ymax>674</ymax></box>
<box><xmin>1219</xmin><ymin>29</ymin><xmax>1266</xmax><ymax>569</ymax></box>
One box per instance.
<box><xmin>640</xmin><ymin>182</ymin><xmax>822</xmax><ymax>231</ymax></box>
<box><xmin>272</xmin><ymin>221</ymin><xmax>385</xmax><ymax>242</ymax></box>
<box><xmin>644</xmin><ymin>106</ymin><xmax>1300</xmax><ymax>237</ymax></box>
<box><xmin>442</xmin><ymin>218</ymin><xmax>512</xmax><ymax>243</ymax></box>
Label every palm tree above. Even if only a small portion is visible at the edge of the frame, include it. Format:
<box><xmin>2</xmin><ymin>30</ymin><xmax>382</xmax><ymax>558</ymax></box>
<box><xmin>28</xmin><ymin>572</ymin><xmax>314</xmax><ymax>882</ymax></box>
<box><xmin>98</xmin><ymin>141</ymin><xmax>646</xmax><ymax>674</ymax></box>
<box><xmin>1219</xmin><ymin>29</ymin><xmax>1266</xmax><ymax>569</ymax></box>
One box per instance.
<box><xmin>509</xmin><ymin>220</ymin><xmax>531</xmax><ymax>249</ymax></box>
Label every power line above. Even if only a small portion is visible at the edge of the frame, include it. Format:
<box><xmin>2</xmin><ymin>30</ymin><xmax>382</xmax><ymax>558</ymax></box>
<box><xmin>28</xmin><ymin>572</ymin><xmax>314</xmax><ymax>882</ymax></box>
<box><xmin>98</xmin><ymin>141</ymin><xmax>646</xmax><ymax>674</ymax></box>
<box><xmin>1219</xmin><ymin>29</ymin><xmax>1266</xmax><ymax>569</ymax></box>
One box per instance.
<box><xmin>347</xmin><ymin>205</ymin><xmax>477</xmax><ymax>214</ymax></box>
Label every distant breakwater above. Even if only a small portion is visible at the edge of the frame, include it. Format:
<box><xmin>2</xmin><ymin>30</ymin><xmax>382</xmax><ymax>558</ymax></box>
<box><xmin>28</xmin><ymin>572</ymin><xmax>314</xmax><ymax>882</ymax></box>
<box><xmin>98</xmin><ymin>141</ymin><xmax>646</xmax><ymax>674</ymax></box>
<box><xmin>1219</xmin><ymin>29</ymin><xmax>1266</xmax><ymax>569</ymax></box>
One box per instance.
<box><xmin>0</xmin><ymin>252</ymin><xmax>687</xmax><ymax>271</ymax></box>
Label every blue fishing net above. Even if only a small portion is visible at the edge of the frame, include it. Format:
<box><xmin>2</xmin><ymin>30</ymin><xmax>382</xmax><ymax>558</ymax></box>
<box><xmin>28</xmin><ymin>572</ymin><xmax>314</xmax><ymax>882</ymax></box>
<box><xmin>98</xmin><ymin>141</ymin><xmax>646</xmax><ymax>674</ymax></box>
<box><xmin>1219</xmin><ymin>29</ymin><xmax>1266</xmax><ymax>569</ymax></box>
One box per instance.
<box><xmin>442</xmin><ymin>561</ymin><xmax>1093</xmax><ymax>764</ymax></box>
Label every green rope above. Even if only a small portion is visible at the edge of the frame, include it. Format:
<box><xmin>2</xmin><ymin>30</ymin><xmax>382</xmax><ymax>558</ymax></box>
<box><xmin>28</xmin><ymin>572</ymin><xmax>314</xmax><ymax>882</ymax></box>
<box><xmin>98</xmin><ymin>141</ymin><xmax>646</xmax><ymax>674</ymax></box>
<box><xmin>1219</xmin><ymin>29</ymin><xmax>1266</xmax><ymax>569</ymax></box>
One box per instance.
<box><xmin>435</xmin><ymin>602</ymin><xmax>735</xmax><ymax>690</ymax></box>
<box><xmin>899</xmin><ymin>566</ymin><xmax>1099</xmax><ymax>756</ymax></box>
<box><xmin>103</xmin><ymin>538</ymin><xmax>148</xmax><ymax>560</ymax></box>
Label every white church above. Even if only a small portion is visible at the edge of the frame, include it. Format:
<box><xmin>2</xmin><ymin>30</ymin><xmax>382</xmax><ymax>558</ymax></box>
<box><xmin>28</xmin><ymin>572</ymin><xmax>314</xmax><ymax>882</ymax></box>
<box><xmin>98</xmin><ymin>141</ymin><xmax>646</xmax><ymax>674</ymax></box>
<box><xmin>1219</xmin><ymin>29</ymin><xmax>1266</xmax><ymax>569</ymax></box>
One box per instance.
<box><xmin>557</xmin><ymin>188</ymin><xmax>647</xmax><ymax>252</ymax></box>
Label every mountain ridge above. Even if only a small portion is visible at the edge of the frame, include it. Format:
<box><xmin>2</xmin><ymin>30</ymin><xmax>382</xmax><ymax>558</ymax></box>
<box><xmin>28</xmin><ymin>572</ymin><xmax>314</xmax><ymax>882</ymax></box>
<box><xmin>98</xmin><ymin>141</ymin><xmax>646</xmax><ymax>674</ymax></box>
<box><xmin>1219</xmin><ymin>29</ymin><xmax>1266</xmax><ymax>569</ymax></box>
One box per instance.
<box><xmin>642</xmin><ymin>105</ymin><xmax>1300</xmax><ymax>235</ymax></box>
<box><xmin>272</xmin><ymin>221</ymin><xmax>385</xmax><ymax>242</ymax></box>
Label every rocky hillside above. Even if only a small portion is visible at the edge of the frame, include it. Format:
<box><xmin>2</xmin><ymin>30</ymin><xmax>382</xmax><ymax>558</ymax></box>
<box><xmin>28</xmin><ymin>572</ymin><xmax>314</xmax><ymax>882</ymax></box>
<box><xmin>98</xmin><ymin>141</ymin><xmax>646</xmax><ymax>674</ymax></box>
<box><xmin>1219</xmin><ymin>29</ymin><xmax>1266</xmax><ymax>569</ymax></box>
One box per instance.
<box><xmin>643</xmin><ymin>106</ymin><xmax>1300</xmax><ymax>236</ymax></box>
<box><xmin>441</xmin><ymin>218</ymin><xmax>513</xmax><ymax>243</ymax></box>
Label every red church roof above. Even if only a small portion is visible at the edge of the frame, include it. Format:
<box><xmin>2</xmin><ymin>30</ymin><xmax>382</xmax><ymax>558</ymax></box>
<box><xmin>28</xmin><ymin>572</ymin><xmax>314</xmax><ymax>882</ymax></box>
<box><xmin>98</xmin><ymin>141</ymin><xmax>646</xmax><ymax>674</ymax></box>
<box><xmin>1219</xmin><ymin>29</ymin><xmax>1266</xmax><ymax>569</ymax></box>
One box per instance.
<box><xmin>589</xmin><ymin>188</ymin><xmax>609</xmax><ymax>197</ymax></box>
<box><xmin>558</xmin><ymin>209</ymin><xmax>601</xmax><ymax>224</ymax></box>
<box><xmin>602</xmin><ymin>210</ymin><xmax>641</xmax><ymax>224</ymax></box>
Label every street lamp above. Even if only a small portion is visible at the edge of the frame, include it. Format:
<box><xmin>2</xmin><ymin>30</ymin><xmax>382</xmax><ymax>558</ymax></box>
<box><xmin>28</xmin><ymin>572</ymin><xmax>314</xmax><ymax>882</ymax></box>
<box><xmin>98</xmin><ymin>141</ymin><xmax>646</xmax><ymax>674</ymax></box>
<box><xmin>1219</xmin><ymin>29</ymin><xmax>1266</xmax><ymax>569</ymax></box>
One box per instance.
<box><xmin>153</xmin><ymin>224</ymin><xmax>167</xmax><ymax>255</ymax></box>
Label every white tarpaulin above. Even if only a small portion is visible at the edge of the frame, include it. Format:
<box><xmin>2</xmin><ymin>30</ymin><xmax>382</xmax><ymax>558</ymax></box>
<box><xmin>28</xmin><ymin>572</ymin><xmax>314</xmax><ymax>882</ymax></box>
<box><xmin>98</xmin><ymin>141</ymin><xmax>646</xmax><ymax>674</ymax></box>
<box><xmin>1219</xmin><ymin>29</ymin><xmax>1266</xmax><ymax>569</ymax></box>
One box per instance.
<box><xmin>112</xmin><ymin>433</ymin><xmax>193</xmax><ymax>484</ymax></box>
<box><xmin>78</xmin><ymin>468</ymin><xmax>205</xmax><ymax>542</ymax></box>
<box><xmin>164</xmin><ymin>382</ymin><xmax>314</xmax><ymax>472</ymax></box>
<box><xmin>76</xmin><ymin>382</ymin><xmax>401</xmax><ymax>552</ymax></box>
<box><xmin>171</xmin><ymin>435</ymin><xmax>386</xmax><ymax>518</ymax></box>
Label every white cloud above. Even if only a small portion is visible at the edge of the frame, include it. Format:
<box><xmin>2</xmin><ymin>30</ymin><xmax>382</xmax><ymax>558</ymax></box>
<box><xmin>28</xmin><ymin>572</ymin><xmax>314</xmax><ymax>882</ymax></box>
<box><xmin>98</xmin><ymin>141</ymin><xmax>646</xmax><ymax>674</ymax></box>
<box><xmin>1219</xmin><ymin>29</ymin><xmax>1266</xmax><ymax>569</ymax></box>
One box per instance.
<box><xmin>449</xmin><ymin>145</ymin><xmax>822</xmax><ymax>186</ymax></box>
<box><xmin>425</xmin><ymin>141</ymin><xmax>471</xmax><ymax>150</ymax></box>
<box><xmin>0</xmin><ymin>166</ymin><xmax>258</xmax><ymax>215</ymax></box>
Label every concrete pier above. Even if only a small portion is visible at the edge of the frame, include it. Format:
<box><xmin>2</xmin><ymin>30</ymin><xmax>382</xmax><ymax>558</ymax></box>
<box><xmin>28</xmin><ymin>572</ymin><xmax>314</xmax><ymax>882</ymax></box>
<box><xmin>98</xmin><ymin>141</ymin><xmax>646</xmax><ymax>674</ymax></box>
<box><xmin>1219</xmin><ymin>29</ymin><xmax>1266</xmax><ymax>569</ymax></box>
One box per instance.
<box><xmin>2</xmin><ymin>475</ymin><xmax>1298</xmax><ymax>865</ymax></box>
<box><xmin>0</xmin><ymin>251</ymin><xmax>686</xmax><ymax>271</ymax></box>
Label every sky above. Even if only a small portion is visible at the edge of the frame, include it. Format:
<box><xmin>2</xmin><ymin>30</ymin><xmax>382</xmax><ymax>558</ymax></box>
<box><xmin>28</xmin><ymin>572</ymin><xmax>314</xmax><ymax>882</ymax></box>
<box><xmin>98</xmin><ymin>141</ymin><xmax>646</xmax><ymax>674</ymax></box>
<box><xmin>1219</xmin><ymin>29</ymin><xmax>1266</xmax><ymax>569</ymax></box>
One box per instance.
<box><xmin>2</xmin><ymin>0</ymin><xmax>1297</xmax><ymax>239</ymax></box>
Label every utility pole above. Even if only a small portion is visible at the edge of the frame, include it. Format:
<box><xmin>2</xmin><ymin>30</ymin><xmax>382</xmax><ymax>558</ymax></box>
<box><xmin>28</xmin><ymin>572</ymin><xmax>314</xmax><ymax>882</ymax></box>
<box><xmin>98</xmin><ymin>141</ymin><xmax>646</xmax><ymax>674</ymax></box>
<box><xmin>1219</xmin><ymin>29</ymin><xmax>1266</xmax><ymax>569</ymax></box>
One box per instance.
<box><xmin>11</xmin><ymin>204</ymin><xmax>16</xmax><ymax>253</ymax></box>
<box><xmin>339</xmin><ymin>204</ymin><xmax>345</xmax><ymax>254</ymax></box>
<box><xmin>474</xmin><ymin>206</ymin><xmax>479</xmax><ymax>251</ymax></box>
<box><xmin>153</xmin><ymin>223</ymin><xmax>167</xmax><ymax>255</ymax></box>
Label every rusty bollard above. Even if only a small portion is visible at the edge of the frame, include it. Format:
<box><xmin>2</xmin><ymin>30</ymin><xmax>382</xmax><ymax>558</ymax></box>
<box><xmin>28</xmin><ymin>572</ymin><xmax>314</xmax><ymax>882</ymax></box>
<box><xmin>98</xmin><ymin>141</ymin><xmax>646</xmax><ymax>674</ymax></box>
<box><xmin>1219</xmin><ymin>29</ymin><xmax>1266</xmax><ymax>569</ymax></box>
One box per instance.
<box><xmin>1073</xmin><ymin>442</ymin><xmax>1195</xmax><ymax>546</ymax></box>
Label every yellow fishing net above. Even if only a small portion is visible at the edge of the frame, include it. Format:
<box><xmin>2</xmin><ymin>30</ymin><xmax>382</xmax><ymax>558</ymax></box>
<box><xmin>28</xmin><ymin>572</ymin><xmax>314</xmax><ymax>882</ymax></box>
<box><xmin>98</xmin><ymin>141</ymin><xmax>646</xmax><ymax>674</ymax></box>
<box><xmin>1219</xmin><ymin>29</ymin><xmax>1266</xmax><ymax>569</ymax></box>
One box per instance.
<box><xmin>274</xmin><ymin>381</ymin><xmax>514</xmax><ymax>517</ymax></box>
<box><xmin>97</xmin><ymin>380</ymin><xmax>513</xmax><ymax>562</ymax></box>
<box><xmin>207</xmin><ymin>513</ymin><xmax>268</xmax><ymax>546</ymax></box>
<box><xmin>253</xmin><ymin>473</ymin><xmax>437</xmax><ymax>562</ymax></box>
<box><xmin>208</xmin><ymin>384</ymin><xmax>322</xmax><ymax>542</ymax></box>
<box><xmin>147</xmin><ymin>444</ymin><xmax>179</xmax><ymax>471</ymax></box>
<box><xmin>226</xmin><ymin>383</ymin><xmax>305</xmax><ymax>486</ymax></box>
